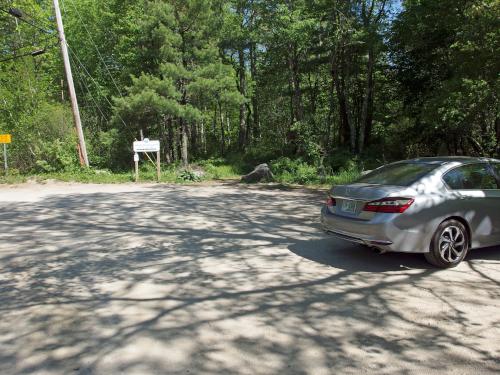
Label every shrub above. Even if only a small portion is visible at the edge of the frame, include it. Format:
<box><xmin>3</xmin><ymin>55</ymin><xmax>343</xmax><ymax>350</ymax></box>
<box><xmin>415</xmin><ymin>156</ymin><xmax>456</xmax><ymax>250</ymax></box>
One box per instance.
<box><xmin>270</xmin><ymin>156</ymin><xmax>362</xmax><ymax>186</ymax></box>
<box><xmin>177</xmin><ymin>169</ymin><xmax>201</xmax><ymax>182</ymax></box>
<box><xmin>34</xmin><ymin>138</ymin><xmax>79</xmax><ymax>173</ymax></box>
<box><xmin>270</xmin><ymin>157</ymin><xmax>320</xmax><ymax>184</ymax></box>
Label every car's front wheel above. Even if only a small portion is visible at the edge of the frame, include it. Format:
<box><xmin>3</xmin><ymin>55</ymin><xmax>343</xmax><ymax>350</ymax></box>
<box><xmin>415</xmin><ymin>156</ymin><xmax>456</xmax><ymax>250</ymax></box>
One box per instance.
<box><xmin>424</xmin><ymin>219</ymin><xmax>469</xmax><ymax>268</ymax></box>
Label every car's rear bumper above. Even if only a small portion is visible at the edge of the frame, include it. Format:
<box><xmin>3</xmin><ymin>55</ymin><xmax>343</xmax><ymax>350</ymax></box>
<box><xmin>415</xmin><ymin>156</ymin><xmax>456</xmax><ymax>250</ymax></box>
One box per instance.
<box><xmin>320</xmin><ymin>206</ymin><xmax>429</xmax><ymax>253</ymax></box>
<box><xmin>323</xmin><ymin>228</ymin><xmax>393</xmax><ymax>247</ymax></box>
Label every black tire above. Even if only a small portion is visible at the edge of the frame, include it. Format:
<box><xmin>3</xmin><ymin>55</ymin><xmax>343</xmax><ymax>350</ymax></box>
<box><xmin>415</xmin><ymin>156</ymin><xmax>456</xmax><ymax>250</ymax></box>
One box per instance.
<box><xmin>424</xmin><ymin>219</ymin><xmax>469</xmax><ymax>268</ymax></box>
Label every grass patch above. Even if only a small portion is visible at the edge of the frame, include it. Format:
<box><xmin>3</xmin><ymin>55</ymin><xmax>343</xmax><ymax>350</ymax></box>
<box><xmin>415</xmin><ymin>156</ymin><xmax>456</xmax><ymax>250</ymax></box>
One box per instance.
<box><xmin>0</xmin><ymin>156</ymin><xmax>361</xmax><ymax>187</ymax></box>
<box><xmin>195</xmin><ymin>157</ymin><xmax>244</xmax><ymax>180</ymax></box>
<box><xmin>270</xmin><ymin>156</ymin><xmax>360</xmax><ymax>186</ymax></box>
<box><xmin>0</xmin><ymin>173</ymin><xmax>28</xmax><ymax>184</ymax></box>
<box><xmin>324</xmin><ymin>168</ymin><xmax>361</xmax><ymax>186</ymax></box>
<box><xmin>39</xmin><ymin>170</ymin><xmax>133</xmax><ymax>183</ymax></box>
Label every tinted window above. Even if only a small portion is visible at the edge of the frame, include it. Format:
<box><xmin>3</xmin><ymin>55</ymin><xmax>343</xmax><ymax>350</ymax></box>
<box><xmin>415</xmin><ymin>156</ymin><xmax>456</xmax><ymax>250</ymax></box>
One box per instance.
<box><xmin>356</xmin><ymin>163</ymin><xmax>438</xmax><ymax>186</ymax></box>
<box><xmin>492</xmin><ymin>163</ymin><xmax>500</xmax><ymax>179</ymax></box>
<box><xmin>443</xmin><ymin>164</ymin><xmax>498</xmax><ymax>190</ymax></box>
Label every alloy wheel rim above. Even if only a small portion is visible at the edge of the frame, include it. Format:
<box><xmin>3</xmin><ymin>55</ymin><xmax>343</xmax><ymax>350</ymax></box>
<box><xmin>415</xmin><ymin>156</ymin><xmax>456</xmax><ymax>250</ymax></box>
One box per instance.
<box><xmin>438</xmin><ymin>226</ymin><xmax>466</xmax><ymax>262</ymax></box>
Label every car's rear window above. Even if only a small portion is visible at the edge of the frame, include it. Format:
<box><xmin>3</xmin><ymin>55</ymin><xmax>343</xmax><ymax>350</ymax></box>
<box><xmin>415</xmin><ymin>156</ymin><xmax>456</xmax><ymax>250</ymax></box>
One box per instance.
<box><xmin>356</xmin><ymin>163</ymin><xmax>437</xmax><ymax>186</ymax></box>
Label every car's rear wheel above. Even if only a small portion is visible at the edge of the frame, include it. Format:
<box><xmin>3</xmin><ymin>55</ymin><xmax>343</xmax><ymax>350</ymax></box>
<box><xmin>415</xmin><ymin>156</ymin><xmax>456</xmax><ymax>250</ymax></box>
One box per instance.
<box><xmin>424</xmin><ymin>219</ymin><xmax>469</xmax><ymax>268</ymax></box>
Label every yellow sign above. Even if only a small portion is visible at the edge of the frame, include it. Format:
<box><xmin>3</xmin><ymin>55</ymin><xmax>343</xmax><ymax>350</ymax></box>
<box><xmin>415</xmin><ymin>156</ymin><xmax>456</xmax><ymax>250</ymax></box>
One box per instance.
<box><xmin>0</xmin><ymin>134</ymin><xmax>11</xmax><ymax>144</ymax></box>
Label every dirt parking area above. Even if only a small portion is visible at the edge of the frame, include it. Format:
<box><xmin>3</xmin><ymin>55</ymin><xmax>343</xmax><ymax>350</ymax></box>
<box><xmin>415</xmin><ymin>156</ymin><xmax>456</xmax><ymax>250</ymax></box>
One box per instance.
<box><xmin>0</xmin><ymin>182</ymin><xmax>499</xmax><ymax>374</ymax></box>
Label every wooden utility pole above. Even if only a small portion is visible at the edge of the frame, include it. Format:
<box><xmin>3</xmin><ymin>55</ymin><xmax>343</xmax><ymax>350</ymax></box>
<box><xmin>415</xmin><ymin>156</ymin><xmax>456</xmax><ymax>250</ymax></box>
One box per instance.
<box><xmin>53</xmin><ymin>0</ymin><xmax>89</xmax><ymax>167</ymax></box>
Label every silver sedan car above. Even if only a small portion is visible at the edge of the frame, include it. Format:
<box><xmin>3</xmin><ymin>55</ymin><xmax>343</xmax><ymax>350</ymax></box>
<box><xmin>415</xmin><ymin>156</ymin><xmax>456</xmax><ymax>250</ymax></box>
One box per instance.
<box><xmin>321</xmin><ymin>157</ymin><xmax>500</xmax><ymax>267</ymax></box>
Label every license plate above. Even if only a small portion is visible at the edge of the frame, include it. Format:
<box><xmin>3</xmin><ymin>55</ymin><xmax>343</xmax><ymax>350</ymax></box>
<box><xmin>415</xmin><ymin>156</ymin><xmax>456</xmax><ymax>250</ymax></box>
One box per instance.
<box><xmin>341</xmin><ymin>200</ymin><xmax>357</xmax><ymax>213</ymax></box>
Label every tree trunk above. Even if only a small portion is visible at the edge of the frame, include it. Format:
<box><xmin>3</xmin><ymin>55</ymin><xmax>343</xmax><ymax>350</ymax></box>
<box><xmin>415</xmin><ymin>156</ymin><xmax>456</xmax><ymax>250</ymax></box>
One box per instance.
<box><xmin>288</xmin><ymin>43</ymin><xmax>303</xmax><ymax>123</ymax></box>
<box><xmin>250</xmin><ymin>42</ymin><xmax>260</xmax><ymax>140</ymax></box>
<box><xmin>359</xmin><ymin>47</ymin><xmax>375</xmax><ymax>154</ymax></box>
<box><xmin>226</xmin><ymin>114</ymin><xmax>231</xmax><ymax>147</ymax></box>
<box><xmin>164</xmin><ymin>117</ymin><xmax>172</xmax><ymax>164</ymax></box>
<box><xmin>495</xmin><ymin>117</ymin><xmax>500</xmax><ymax>154</ymax></box>
<box><xmin>365</xmin><ymin>84</ymin><xmax>374</xmax><ymax>146</ymax></box>
<box><xmin>180</xmin><ymin>118</ymin><xmax>188</xmax><ymax>166</ymax></box>
<box><xmin>212</xmin><ymin>106</ymin><xmax>217</xmax><ymax>135</ymax></box>
<box><xmin>219</xmin><ymin>102</ymin><xmax>226</xmax><ymax>155</ymax></box>
<box><xmin>191</xmin><ymin>122</ymin><xmax>198</xmax><ymax>158</ymax></box>
<box><xmin>201</xmin><ymin>114</ymin><xmax>206</xmax><ymax>155</ymax></box>
<box><xmin>177</xmin><ymin>119</ymin><xmax>182</xmax><ymax>162</ymax></box>
<box><xmin>326</xmin><ymin>75</ymin><xmax>336</xmax><ymax>148</ymax></box>
<box><xmin>307</xmin><ymin>72</ymin><xmax>318</xmax><ymax>129</ymax></box>
<box><xmin>237</xmin><ymin>48</ymin><xmax>247</xmax><ymax>148</ymax></box>
<box><xmin>179</xmin><ymin>30</ymin><xmax>189</xmax><ymax>166</ymax></box>
<box><xmin>331</xmin><ymin>49</ymin><xmax>354</xmax><ymax>151</ymax></box>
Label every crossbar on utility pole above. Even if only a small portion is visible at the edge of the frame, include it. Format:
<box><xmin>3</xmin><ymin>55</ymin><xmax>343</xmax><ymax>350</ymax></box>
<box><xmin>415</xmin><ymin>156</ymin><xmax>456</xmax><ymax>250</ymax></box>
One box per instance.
<box><xmin>53</xmin><ymin>0</ymin><xmax>89</xmax><ymax>167</ymax></box>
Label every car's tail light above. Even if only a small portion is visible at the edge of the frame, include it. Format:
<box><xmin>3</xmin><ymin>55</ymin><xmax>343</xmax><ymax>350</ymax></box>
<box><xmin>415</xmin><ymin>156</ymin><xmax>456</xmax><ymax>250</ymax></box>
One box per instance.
<box><xmin>326</xmin><ymin>196</ymin><xmax>336</xmax><ymax>207</ymax></box>
<box><xmin>363</xmin><ymin>197</ymin><xmax>414</xmax><ymax>213</ymax></box>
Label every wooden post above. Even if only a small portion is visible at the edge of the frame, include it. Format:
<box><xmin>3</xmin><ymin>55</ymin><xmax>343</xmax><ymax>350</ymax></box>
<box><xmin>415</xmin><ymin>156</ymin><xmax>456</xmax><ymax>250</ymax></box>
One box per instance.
<box><xmin>156</xmin><ymin>151</ymin><xmax>161</xmax><ymax>182</ymax></box>
<box><xmin>134</xmin><ymin>153</ymin><xmax>139</xmax><ymax>182</ymax></box>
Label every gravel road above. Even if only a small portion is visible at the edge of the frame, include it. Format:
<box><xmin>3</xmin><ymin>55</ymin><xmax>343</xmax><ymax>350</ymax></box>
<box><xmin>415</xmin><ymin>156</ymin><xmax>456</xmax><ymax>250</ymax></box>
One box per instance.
<box><xmin>0</xmin><ymin>182</ymin><xmax>499</xmax><ymax>374</ymax></box>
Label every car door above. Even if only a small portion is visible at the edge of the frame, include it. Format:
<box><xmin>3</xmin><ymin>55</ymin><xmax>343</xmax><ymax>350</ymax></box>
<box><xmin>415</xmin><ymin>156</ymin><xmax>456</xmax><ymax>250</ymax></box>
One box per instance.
<box><xmin>442</xmin><ymin>163</ymin><xmax>500</xmax><ymax>248</ymax></box>
<box><xmin>488</xmin><ymin>162</ymin><xmax>500</xmax><ymax>244</ymax></box>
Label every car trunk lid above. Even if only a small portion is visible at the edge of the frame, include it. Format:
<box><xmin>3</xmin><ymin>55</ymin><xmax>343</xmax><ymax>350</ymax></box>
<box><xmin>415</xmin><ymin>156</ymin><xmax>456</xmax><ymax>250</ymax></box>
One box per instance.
<box><xmin>329</xmin><ymin>183</ymin><xmax>412</xmax><ymax>218</ymax></box>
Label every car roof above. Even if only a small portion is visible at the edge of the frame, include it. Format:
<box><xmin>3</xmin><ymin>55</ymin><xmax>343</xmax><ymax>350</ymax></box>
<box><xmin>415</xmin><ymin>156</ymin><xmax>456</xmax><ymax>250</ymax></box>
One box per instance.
<box><xmin>398</xmin><ymin>156</ymin><xmax>500</xmax><ymax>165</ymax></box>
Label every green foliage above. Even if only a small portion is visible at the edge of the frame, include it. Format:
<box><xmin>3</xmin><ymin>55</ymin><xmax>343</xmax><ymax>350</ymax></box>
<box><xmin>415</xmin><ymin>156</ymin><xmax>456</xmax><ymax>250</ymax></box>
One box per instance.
<box><xmin>270</xmin><ymin>156</ymin><xmax>360</xmax><ymax>185</ymax></box>
<box><xmin>177</xmin><ymin>169</ymin><xmax>202</xmax><ymax>182</ymax></box>
<box><xmin>324</xmin><ymin>169</ymin><xmax>362</xmax><ymax>187</ymax></box>
<box><xmin>2</xmin><ymin>0</ymin><xmax>498</xmax><ymax>184</ymax></box>
<box><xmin>325</xmin><ymin>150</ymin><xmax>359</xmax><ymax>173</ymax></box>
<box><xmin>198</xmin><ymin>158</ymin><xmax>242</xmax><ymax>179</ymax></box>
<box><xmin>34</xmin><ymin>139</ymin><xmax>80</xmax><ymax>173</ymax></box>
<box><xmin>390</xmin><ymin>0</ymin><xmax>499</xmax><ymax>156</ymax></box>
<box><xmin>271</xmin><ymin>157</ymin><xmax>314</xmax><ymax>184</ymax></box>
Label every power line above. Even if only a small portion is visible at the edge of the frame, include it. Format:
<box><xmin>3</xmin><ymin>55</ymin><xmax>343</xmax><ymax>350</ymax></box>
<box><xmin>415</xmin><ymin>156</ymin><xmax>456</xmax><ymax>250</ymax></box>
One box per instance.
<box><xmin>16</xmin><ymin>8</ymin><xmax>54</xmax><ymax>32</ymax></box>
<box><xmin>0</xmin><ymin>7</ymin><xmax>57</xmax><ymax>37</ymax></box>
<box><xmin>1</xmin><ymin>4</ymin><xmax>56</xmax><ymax>30</ymax></box>
<box><xmin>0</xmin><ymin>49</ymin><xmax>43</xmax><ymax>63</ymax></box>
<box><xmin>69</xmin><ymin>52</ymin><xmax>109</xmax><ymax>122</ymax></box>
<box><xmin>0</xmin><ymin>5</ymin><xmax>59</xmax><ymax>63</ymax></box>
<box><xmin>2</xmin><ymin>3</ymin><xmax>135</xmax><ymax>141</ymax></box>
<box><xmin>65</xmin><ymin>0</ymin><xmax>123</xmax><ymax>97</ymax></box>
<box><xmin>0</xmin><ymin>26</ymin><xmax>59</xmax><ymax>63</ymax></box>
<box><xmin>59</xmin><ymin>0</ymin><xmax>132</xmax><ymax>138</ymax></box>
<box><xmin>10</xmin><ymin>3</ymin><xmax>126</xmax><ymax>127</ymax></box>
<box><xmin>66</xmin><ymin>44</ymin><xmax>125</xmax><ymax>123</ymax></box>
<box><xmin>69</xmin><ymin>50</ymin><xmax>138</xmax><ymax>144</ymax></box>
<box><xmin>66</xmin><ymin>43</ymin><xmax>133</xmax><ymax>138</ymax></box>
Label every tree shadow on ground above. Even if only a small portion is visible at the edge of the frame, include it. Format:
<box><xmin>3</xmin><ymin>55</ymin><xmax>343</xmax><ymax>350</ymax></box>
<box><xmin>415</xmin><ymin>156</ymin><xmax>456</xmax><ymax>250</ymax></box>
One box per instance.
<box><xmin>0</xmin><ymin>184</ymin><xmax>498</xmax><ymax>374</ymax></box>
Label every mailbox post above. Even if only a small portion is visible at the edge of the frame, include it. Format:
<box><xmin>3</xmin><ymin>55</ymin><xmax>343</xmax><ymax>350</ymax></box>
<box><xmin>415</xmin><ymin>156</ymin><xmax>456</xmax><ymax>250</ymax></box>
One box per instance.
<box><xmin>134</xmin><ymin>152</ymin><xmax>139</xmax><ymax>182</ymax></box>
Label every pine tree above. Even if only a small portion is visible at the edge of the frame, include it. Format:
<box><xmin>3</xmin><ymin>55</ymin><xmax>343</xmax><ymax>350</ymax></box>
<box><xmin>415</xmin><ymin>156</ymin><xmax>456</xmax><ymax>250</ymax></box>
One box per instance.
<box><xmin>113</xmin><ymin>0</ymin><xmax>242</xmax><ymax>165</ymax></box>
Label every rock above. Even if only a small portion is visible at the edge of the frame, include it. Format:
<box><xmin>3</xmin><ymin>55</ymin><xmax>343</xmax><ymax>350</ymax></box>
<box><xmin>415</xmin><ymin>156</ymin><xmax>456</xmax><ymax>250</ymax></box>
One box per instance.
<box><xmin>241</xmin><ymin>163</ymin><xmax>274</xmax><ymax>183</ymax></box>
